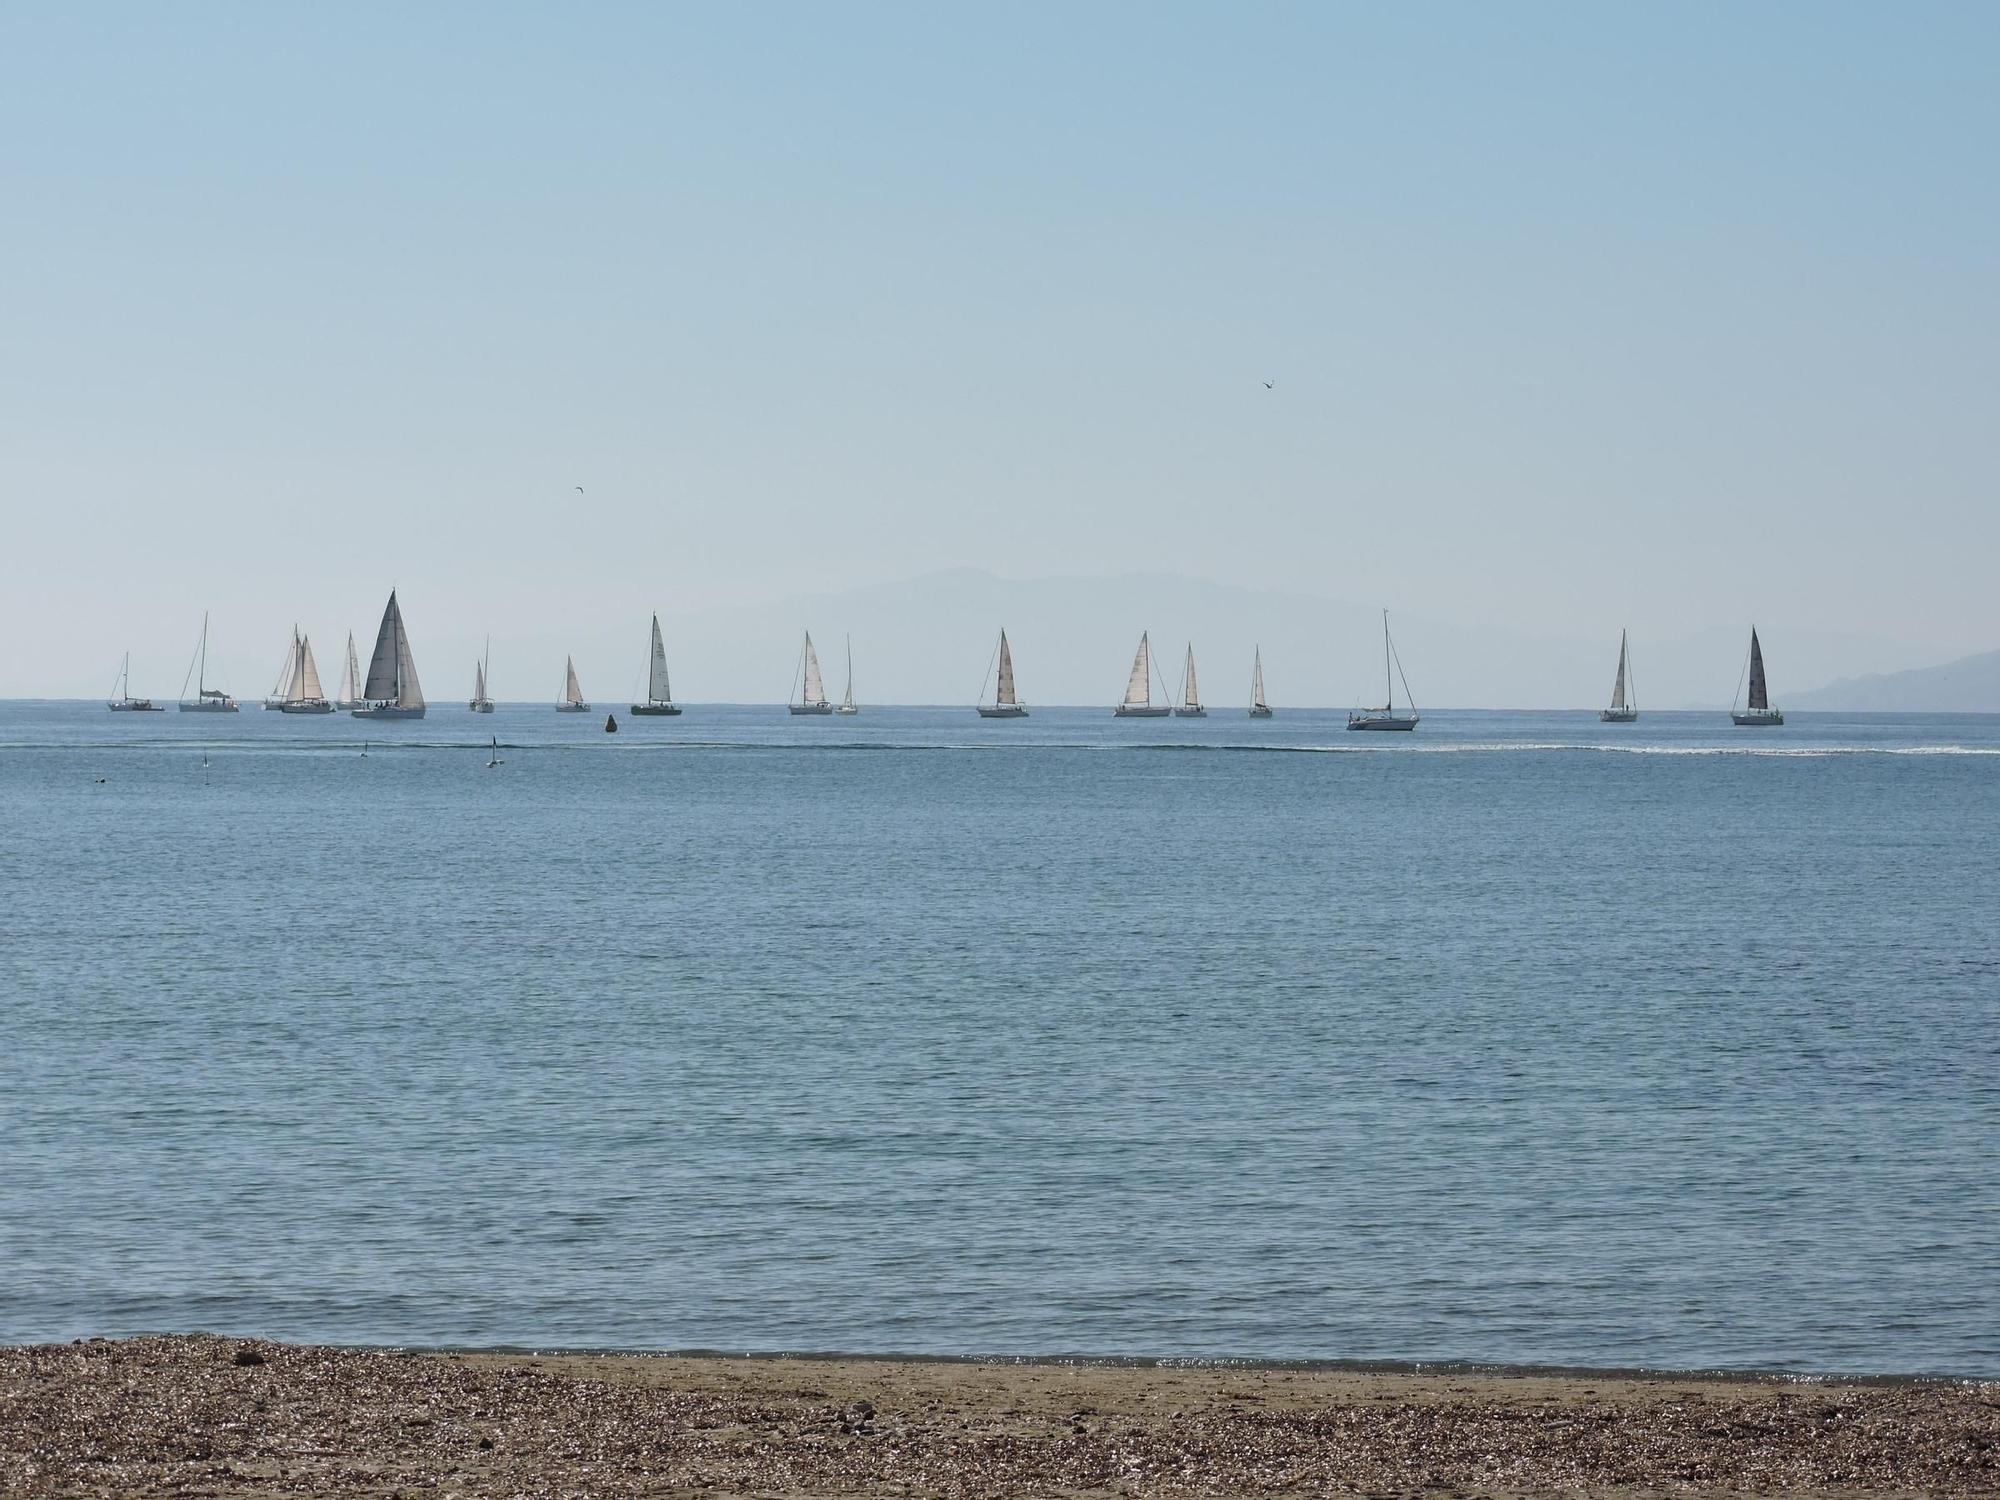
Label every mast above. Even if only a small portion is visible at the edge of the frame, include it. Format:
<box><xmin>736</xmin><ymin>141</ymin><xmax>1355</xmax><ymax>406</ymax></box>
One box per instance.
<box><xmin>199</xmin><ymin>612</ymin><xmax>209</xmax><ymax>696</ymax></box>
<box><xmin>1252</xmin><ymin>648</ymin><xmax>1266</xmax><ymax>710</ymax></box>
<box><xmin>1383</xmin><ymin>610</ymin><xmax>1392</xmax><ymax>711</ymax></box>
<box><xmin>843</xmin><ymin>636</ymin><xmax>854</xmax><ymax>709</ymax></box>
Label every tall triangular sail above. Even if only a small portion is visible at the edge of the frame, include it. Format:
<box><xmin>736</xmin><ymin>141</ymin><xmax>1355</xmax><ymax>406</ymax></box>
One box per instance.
<box><xmin>1748</xmin><ymin>628</ymin><xmax>1769</xmax><ymax>712</ymax></box>
<box><xmin>294</xmin><ymin>636</ymin><xmax>324</xmax><ymax>702</ymax></box>
<box><xmin>1182</xmin><ymin>645</ymin><xmax>1200</xmax><ymax>709</ymax></box>
<box><xmin>339</xmin><ymin>633</ymin><xmax>361</xmax><ymax>705</ymax></box>
<box><xmin>996</xmin><ymin>631</ymin><xmax>1017</xmax><ymax>706</ymax></box>
<box><xmin>473</xmin><ymin>659</ymin><xmax>487</xmax><ymax>700</ymax></box>
<box><xmin>1124</xmin><ymin>633</ymin><xmax>1152</xmax><ymax>707</ymax></box>
<box><xmin>1251</xmin><ymin>649</ymin><xmax>1267</xmax><ymax>710</ymax></box>
<box><xmin>648</xmin><ymin>615</ymin><xmax>671</xmax><ymax>702</ymax></box>
<box><xmin>363</xmin><ymin>591</ymin><xmax>424</xmax><ymax>707</ymax></box>
<box><xmin>802</xmin><ymin>633</ymin><xmax>826</xmax><ymax>705</ymax></box>
<box><xmin>564</xmin><ymin>656</ymin><xmax>584</xmax><ymax>707</ymax></box>
<box><xmin>1609</xmin><ymin>630</ymin><xmax>1630</xmax><ymax>711</ymax></box>
<box><xmin>270</xmin><ymin>633</ymin><xmax>298</xmax><ymax>701</ymax></box>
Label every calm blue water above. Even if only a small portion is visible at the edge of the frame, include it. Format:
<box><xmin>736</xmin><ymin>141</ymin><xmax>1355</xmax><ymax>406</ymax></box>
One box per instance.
<box><xmin>3</xmin><ymin>702</ymin><xmax>1997</xmax><ymax>1376</ymax></box>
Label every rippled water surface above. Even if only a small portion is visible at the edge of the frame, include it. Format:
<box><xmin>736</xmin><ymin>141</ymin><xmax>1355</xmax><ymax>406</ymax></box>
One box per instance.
<box><xmin>3</xmin><ymin>703</ymin><xmax>1997</xmax><ymax>1374</ymax></box>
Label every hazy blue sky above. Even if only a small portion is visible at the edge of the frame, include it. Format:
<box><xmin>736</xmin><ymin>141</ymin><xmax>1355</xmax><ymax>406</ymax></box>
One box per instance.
<box><xmin>3</xmin><ymin>2</ymin><xmax>1995</xmax><ymax>698</ymax></box>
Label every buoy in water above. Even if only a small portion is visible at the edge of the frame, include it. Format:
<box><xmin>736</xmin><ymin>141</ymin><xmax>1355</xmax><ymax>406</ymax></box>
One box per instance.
<box><xmin>604</xmin><ymin>713</ymin><xmax>618</xmax><ymax>733</ymax></box>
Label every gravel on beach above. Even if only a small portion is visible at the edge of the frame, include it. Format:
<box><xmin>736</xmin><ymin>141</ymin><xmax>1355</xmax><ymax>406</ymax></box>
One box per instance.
<box><xmin>3</xmin><ymin>1335</ymin><xmax>1996</xmax><ymax>1498</ymax></box>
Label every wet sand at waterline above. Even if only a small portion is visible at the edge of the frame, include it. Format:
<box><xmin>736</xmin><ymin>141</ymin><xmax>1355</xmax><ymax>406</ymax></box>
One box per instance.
<box><xmin>4</xmin><ymin>1337</ymin><xmax>1996</xmax><ymax>1497</ymax></box>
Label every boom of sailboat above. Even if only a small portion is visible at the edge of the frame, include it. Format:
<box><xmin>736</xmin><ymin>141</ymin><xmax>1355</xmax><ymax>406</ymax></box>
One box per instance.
<box><xmin>105</xmin><ymin>595</ymin><xmax>1794</xmax><ymax>725</ymax></box>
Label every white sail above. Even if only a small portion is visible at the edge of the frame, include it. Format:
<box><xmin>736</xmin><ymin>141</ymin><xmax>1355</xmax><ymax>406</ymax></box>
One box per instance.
<box><xmin>363</xmin><ymin>591</ymin><xmax>423</xmax><ymax>707</ymax></box>
<box><xmin>563</xmin><ymin>656</ymin><xmax>584</xmax><ymax>706</ymax></box>
<box><xmin>1251</xmin><ymin>649</ymin><xmax>1267</xmax><ymax>710</ymax></box>
<box><xmin>1182</xmin><ymin>645</ymin><xmax>1200</xmax><ymax>709</ymax></box>
<box><xmin>841</xmin><ymin>637</ymin><xmax>854</xmax><ymax>709</ymax></box>
<box><xmin>473</xmin><ymin>659</ymin><xmax>487</xmax><ymax>701</ymax></box>
<box><xmin>295</xmin><ymin>636</ymin><xmax>325</xmax><ymax>702</ymax></box>
<box><xmin>1609</xmin><ymin>631</ymin><xmax>1630</xmax><ymax>711</ymax></box>
<box><xmin>648</xmin><ymin>615</ymin><xmax>671</xmax><ymax>702</ymax></box>
<box><xmin>1124</xmin><ymin>633</ymin><xmax>1152</xmax><ymax>707</ymax></box>
<box><xmin>339</xmin><ymin>632</ymin><xmax>361</xmax><ymax>705</ymax></box>
<box><xmin>270</xmin><ymin>632</ymin><xmax>298</xmax><ymax>700</ymax></box>
<box><xmin>802</xmin><ymin>633</ymin><xmax>826</xmax><ymax>705</ymax></box>
<box><xmin>996</xmin><ymin>631</ymin><xmax>1017</xmax><ymax>706</ymax></box>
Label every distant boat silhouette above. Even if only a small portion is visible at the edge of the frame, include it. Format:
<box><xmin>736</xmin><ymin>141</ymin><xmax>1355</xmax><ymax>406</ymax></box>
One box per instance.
<box><xmin>1113</xmin><ymin>632</ymin><xmax>1170</xmax><ymax>717</ymax></box>
<box><xmin>1249</xmin><ymin>648</ymin><xmax>1272</xmax><ymax>718</ymax></box>
<box><xmin>1731</xmin><ymin>627</ymin><xmax>1784</xmax><ymax>726</ymax></box>
<box><xmin>629</xmin><ymin>615</ymin><xmax>682</xmax><ymax>716</ymax></box>
<box><xmin>1601</xmin><ymin>630</ymin><xmax>1637</xmax><ymax>722</ymax></box>
<box><xmin>1348</xmin><ymin>611</ymin><xmax>1418</xmax><ymax>731</ymax></box>
<box><xmin>555</xmin><ymin>656</ymin><xmax>590</xmax><ymax>712</ymax></box>
<box><xmin>790</xmin><ymin>632</ymin><xmax>834</xmax><ymax>714</ymax></box>
<box><xmin>977</xmin><ymin>629</ymin><xmax>1028</xmax><ymax>718</ymax></box>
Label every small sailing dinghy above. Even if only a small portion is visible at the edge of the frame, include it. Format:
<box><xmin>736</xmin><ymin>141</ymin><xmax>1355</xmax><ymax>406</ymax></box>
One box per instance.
<box><xmin>555</xmin><ymin>656</ymin><xmax>590</xmax><ymax>712</ymax></box>
<box><xmin>1174</xmin><ymin>643</ymin><xmax>1207</xmax><ymax>717</ymax></box>
<box><xmin>1347</xmin><ymin>610</ymin><xmax>1418</xmax><ymax>730</ymax></box>
<box><xmin>470</xmin><ymin>639</ymin><xmax>494</xmax><ymax>712</ymax></box>
<box><xmin>836</xmin><ymin>636</ymin><xmax>859</xmax><ymax>714</ymax></box>
<box><xmin>351</xmin><ymin>590</ymin><xmax>426</xmax><ymax>719</ymax></box>
<box><xmin>629</xmin><ymin>615</ymin><xmax>682</xmax><ymax>715</ymax></box>
<box><xmin>1113</xmin><ymin>631</ymin><xmax>1171</xmax><ymax>716</ymax></box>
<box><xmin>1249</xmin><ymin>647</ymin><xmax>1273</xmax><ymax>717</ymax></box>
<box><xmin>107</xmin><ymin>653</ymin><xmax>162</xmax><ymax>711</ymax></box>
<box><xmin>1600</xmin><ymin>630</ymin><xmax>1638</xmax><ymax>722</ymax></box>
<box><xmin>485</xmin><ymin>736</ymin><xmax>502</xmax><ymax>768</ymax></box>
<box><xmin>790</xmin><ymin>631</ymin><xmax>834</xmax><ymax>714</ymax></box>
<box><xmin>178</xmin><ymin>612</ymin><xmax>238</xmax><ymax>712</ymax></box>
<box><xmin>335</xmin><ymin>632</ymin><xmax>364</xmax><ymax>709</ymax></box>
<box><xmin>977</xmin><ymin>629</ymin><xmax>1028</xmax><ymax>717</ymax></box>
<box><xmin>1731</xmin><ymin>626</ymin><xmax>1784</xmax><ymax>725</ymax></box>
<box><xmin>277</xmin><ymin>629</ymin><xmax>333</xmax><ymax>713</ymax></box>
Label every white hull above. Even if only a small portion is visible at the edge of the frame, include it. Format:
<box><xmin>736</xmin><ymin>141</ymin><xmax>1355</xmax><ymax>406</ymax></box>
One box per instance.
<box><xmin>1174</xmin><ymin>706</ymin><xmax>1207</xmax><ymax>718</ymax></box>
<box><xmin>1248</xmin><ymin>706</ymin><xmax>1273</xmax><ymax>718</ymax></box>
<box><xmin>1732</xmin><ymin>710</ymin><xmax>1785</xmax><ymax>726</ymax></box>
<box><xmin>835</xmin><ymin>705</ymin><xmax>858</xmax><ymax>715</ymax></box>
<box><xmin>977</xmin><ymin>705</ymin><xmax>1029</xmax><ymax>718</ymax></box>
<box><xmin>335</xmin><ymin>699</ymin><xmax>362</xmax><ymax>710</ymax></box>
<box><xmin>1348</xmin><ymin>712</ymin><xmax>1418</xmax><ymax>731</ymax></box>
<box><xmin>179</xmin><ymin>700</ymin><xmax>238</xmax><ymax>713</ymax></box>
<box><xmin>790</xmin><ymin>703</ymin><xmax>834</xmax><ymax>715</ymax></box>
<box><xmin>554</xmin><ymin>703</ymin><xmax>590</xmax><ymax>713</ymax></box>
<box><xmin>352</xmin><ymin>704</ymin><xmax>425</xmax><ymax>719</ymax></box>
<box><xmin>1113</xmin><ymin>705</ymin><xmax>1171</xmax><ymax>717</ymax></box>
<box><xmin>470</xmin><ymin>701</ymin><xmax>494</xmax><ymax>713</ymax></box>
<box><xmin>279</xmin><ymin>701</ymin><xmax>335</xmax><ymax>714</ymax></box>
<box><xmin>1600</xmin><ymin>708</ymin><xmax>1638</xmax><ymax>723</ymax></box>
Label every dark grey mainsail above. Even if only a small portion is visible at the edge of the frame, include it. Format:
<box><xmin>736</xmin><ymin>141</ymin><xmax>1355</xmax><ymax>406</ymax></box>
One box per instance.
<box><xmin>1748</xmin><ymin>628</ymin><xmax>1769</xmax><ymax>712</ymax></box>
<box><xmin>353</xmin><ymin>590</ymin><xmax>425</xmax><ymax>717</ymax></box>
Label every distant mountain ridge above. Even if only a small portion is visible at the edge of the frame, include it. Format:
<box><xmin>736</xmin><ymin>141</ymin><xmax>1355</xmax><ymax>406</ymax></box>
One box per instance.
<box><xmin>1786</xmin><ymin>648</ymin><xmax>2000</xmax><ymax>712</ymax></box>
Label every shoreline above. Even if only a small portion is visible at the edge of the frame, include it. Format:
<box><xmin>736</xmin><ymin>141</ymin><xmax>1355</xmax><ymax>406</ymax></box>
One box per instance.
<box><xmin>5</xmin><ymin>1335</ymin><xmax>1996</xmax><ymax>1497</ymax></box>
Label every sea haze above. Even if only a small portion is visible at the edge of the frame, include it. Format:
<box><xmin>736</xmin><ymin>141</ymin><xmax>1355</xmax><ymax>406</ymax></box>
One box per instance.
<box><xmin>2</xmin><ymin>703</ymin><xmax>1996</xmax><ymax>1377</ymax></box>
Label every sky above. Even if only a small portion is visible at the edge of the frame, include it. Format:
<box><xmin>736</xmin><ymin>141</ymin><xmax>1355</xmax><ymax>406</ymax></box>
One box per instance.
<box><xmin>2</xmin><ymin>2</ymin><xmax>1996</xmax><ymax>700</ymax></box>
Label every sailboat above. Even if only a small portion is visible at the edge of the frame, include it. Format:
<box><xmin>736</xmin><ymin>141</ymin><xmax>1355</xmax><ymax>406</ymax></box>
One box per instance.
<box><xmin>976</xmin><ymin>629</ymin><xmax>1028</xmax><ymax>717</ymax></box>
<box><xmin>350</xmin><ymin>590</ymin><xmax>426</xmax><ymax>719</ymax></box>
<box><xmin>485</xmin><ymin>736</ymin><xmax>503</xmax><ymax>768</ymax></box>
<box><xmin>1249</xmin><ymin>648</ymin><xmax>1273</xmax><ymax>718</ymax></box>
<box><xmin>790</xmin><ymin>631</ymin><xmax>834</xmax><ymax>714</ymax></box>
<box><xmin>1347</xmin><ymin>610</ymin><xmax>1418</xmax><ymax>730</ymax></box>
<box><xmin>277</xmin><ymin>630</ymin><xmax>333</xmax><ymax>713</ymax></box>
<box><xmin>1174</xmin><ymin>644</ymin><xmax>1207</xmax><ymax>717</ymax></box>
<box><xmin>1600</xmin><ymin>630</ymin><xmax>1638</xmax><ymax>722</ymax></box>
<box><xmin>836</xmin><ymin>636</ymin><xmax>858</xmax><ymax>715</ymax></box>
<box><xmin>1113</xmin><ymin>631</ymin><xmax>1171</xmax><ymax>716</ymax></box>
<box><xmin>262</xmin><ymin>632</ymin><xmax>295</xmax><ymax>709</ymax></box>
<box><xmin>335</xmin><ymin>632</ymin><xmax>364</xmax><ymax>710</ymax></box>
<box><xmin>629</xmin><ymin>615</ymin><xmax>682</xmax><ymax>715</ymax></box>
<box><xmin>555</xmin><ymin>656</ymin><xmax>590</xmax><ymax>712</ymax></box>
<box><xmin>469</xmin><ymin>638</ymin><xmax>494</xmax><ymax>712</ymax></box>
<box><xmin>1731</xmin><ymin>626</ymin><xmax>1784</xmax><ymax>726</ymax></box>
<box><xmin>107</xmin><ymin>653</ymin><xmax>162</xmax><ymax>711</ymax></box>
<box><xmin>178</xmin><ymin>612</ymin><xmax>238</xmax><ymax>712</ymax></box>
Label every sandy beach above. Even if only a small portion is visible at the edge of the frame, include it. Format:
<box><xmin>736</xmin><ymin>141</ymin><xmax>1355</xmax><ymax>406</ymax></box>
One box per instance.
<box><xmin>3</xmin><ymin>1336</ymin><xmax>1995</xmax><ymax>1498</ymax></box>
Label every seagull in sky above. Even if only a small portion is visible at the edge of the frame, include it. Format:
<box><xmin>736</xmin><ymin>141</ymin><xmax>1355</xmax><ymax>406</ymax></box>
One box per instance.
<box><xmin>1262</xmin><ymin>380</ymin><xmax>1275</xmax><ymax>389</ymax></box>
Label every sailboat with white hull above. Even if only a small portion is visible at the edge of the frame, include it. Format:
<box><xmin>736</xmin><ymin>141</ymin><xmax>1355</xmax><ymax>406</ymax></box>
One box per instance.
<box><xmin>178</xmin><ymin>613</ymin><xmax>238</xmax><ymax>712</ymax></box>
<box><xmin>630</xmin><ymin>615</ymin><xmax>682</xmax><ymax>715</ymax></box>
<box><xmin>469</xmin><ymin>639</ymin><xmax>494</xmax><ymax>712</ymax></box>
<box><xmin>555</xmin><ymin>656</ymin><xmax>590</xmax><ymax>712</ymax></box>
<box><xmin>1348</xmin><ymin>610</ymin><xmax>1418</xmax><ymax>730</ymax></box>
<box><xmin>1174</xmin><ymin>644</ymin><xmax>1207</xmax><ymax>717</ymax></box>
<box><xmin>977</xmin><ymin>629</ymin><xmax>1028</xmax><ymax>717</ymax></box>
<box><xmin>335</xmin><ymin>633</ymin><xmax>364</xmax><ymax>710</ymax></box>
<box><xmin>1113</xmin><ymin>631</ymin><xmax>1171</xmax><ymax>716</ymax></box>
<box><xmin>1249</xmin><ymin>648</ymin><xmax>1273</xmax><ymax>717</ymax></box>
<box><xmin>836</xmin><ymin>636</ymin><xmax>858</xmax><ymax>714</ymax></box>
<box><xmin>790</xmin><ymin>632</ymin><xmax>834</xmax><ymax>714</ymax></box>
<box><xmin>107</xmin><ymin>653</ymin><xmax>163</xmax><ymax>711</ymax></box>
<box><xmin>1600</xmin><ymin>630</ymin><xmax>1637</xmax><ymax>722</ymax></box>
<box><xmin>351</xmin><ymin>590</ymin><xmax>426</xmax><ymax>719</ymax></box>
<box><xmin>1731</xmin><ymin>627</ymin><xmax>1784</xmax><ymax>726</ymax></box>
<box><xmin>276</xmin><ymin>629</ymin><xmax>333</xmax><ymax>713</ymax></box>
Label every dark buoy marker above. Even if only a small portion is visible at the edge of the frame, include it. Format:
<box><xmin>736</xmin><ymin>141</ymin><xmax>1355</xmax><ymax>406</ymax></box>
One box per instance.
<box><xmin>604</xmin><ymin>713</ymin><xmax>618</xmax><ymax>733</ymax></box>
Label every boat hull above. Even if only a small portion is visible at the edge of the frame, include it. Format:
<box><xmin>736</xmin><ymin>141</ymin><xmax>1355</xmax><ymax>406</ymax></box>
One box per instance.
<box><xmin>1732</xmin><ymin>710</ymin><xmax>1785</xmax><ymax>726</ymax></box>
<box><xmin>629</xmin><ymin>703</ymin><xmax>683</xmax><ymax>716</ymax></box>
<box><xmin>1113</xmin><ymin>705</ymin><xmax>1171</xmax><ymax>717</ymax></box>
<box><xmin>1248</xmin><ymin>707</ymin><xmax>1273</xmax><ymax>718</ymax></box>
<box><xmin>1174</xmin><ymin>707</ymin><xmax>1207</xmax><ymax>717</ymax></box>
<box><xmin>835</xmin><ymin>706</ymin><xmax>858</xmax><ymax>715</ymax></box>
<box><xmin>469</xmin><ymin>701</ymin><xmax>494</xmax><ymax>713</ymax></box>
<box><xmin>279</xmin><ymin>701</ymin><xmax>335</xmax><ymax>714</ymax></box>
<box><xmin>179</xmin><ymin>701</ymin><xmax>238</xmax><ymax>713</ymax></box>
<box><xmin>977</xmin><ymin>705</ymin><xmax>1029</xmax><ymax>718</ymax></box>
<box><xmin>789</xmin><ymin>703</ymin><xmax>835</xmax><ymax>715</ymax></box>
<box><xmin>351</xmin><ymin>705</ymin><xmax>425</xmax><ymax>719</ymax></box>
<box><xmin>108</xmin><ymin>701</ymin><xmax>162</xmax><ymax>712</ymax></box>
<box><xmin>1348</xmin><ymin>714</ymin><xmax>1418</xmax><ymax>731</ymax></box>
<box><xmin>1600</xmin><ymin>708</ymin><xmax>1638</xmax><ymax>723</ymax></box>
<box><xmin>554</xmin><ymin>703</ymin><xmax>590</xmax><ymax>713</ymax></box>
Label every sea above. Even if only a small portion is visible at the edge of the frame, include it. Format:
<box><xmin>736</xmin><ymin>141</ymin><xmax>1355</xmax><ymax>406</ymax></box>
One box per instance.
<box><xmin>2</xmin><ymin>701</ymin><xmax>1996</xmax><ymax>1378</ymax></box>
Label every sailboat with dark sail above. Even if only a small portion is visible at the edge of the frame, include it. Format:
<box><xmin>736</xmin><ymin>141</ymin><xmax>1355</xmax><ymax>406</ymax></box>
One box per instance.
<box><xmin>351</xmin><ymin>590</ymin><xmax>426</xmax><ymax>719</ymax></box>
<box><xmin>1249</xmin><ymin>648</ymin><xmax>1272</xmax><ymax>718</ymax></box>
<box><xmin>630</xmin><ymin>615</ymin><xmax>682</xmax><ymax>715</ymax></box>
<box><xmin>1600</xmin><ymin>630</ymin><xmax>1637</xmax><ymax>722</ymax></box>
<box><xmin>1348</xmin><ymin>610</ymin><xmax>1418</xmax><ymax>731</ymax></box>
<box><xmin>1731</xmin><ymin>627</ymin><xmax>1784</xmax><ymax>726</ymax></box>
<box><xmin>977</xmin><ymin>629</ymin><xmax>1028</xmax><ymax>717</ymax></box>
<box><xmin>1113</xmin><ymin>632</ymin><xmax>1170</xmax><ymax>717</ymax></box>
<box><xmin>790</xmin><ymin>632</ymin><xmax>833</xmax><ymax>714</ymax></box>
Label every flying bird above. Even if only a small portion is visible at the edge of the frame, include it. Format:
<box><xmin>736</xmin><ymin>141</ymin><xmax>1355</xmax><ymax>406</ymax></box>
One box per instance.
<box><xmin>574</xmin><ymin>486</ymin><xmax>584</xmax><ymax>495</ymax></box>
<box><xmin>1262</xmin><ymin>380</ymin><xmax>1274</xmax><ymax>389</ymax></box>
